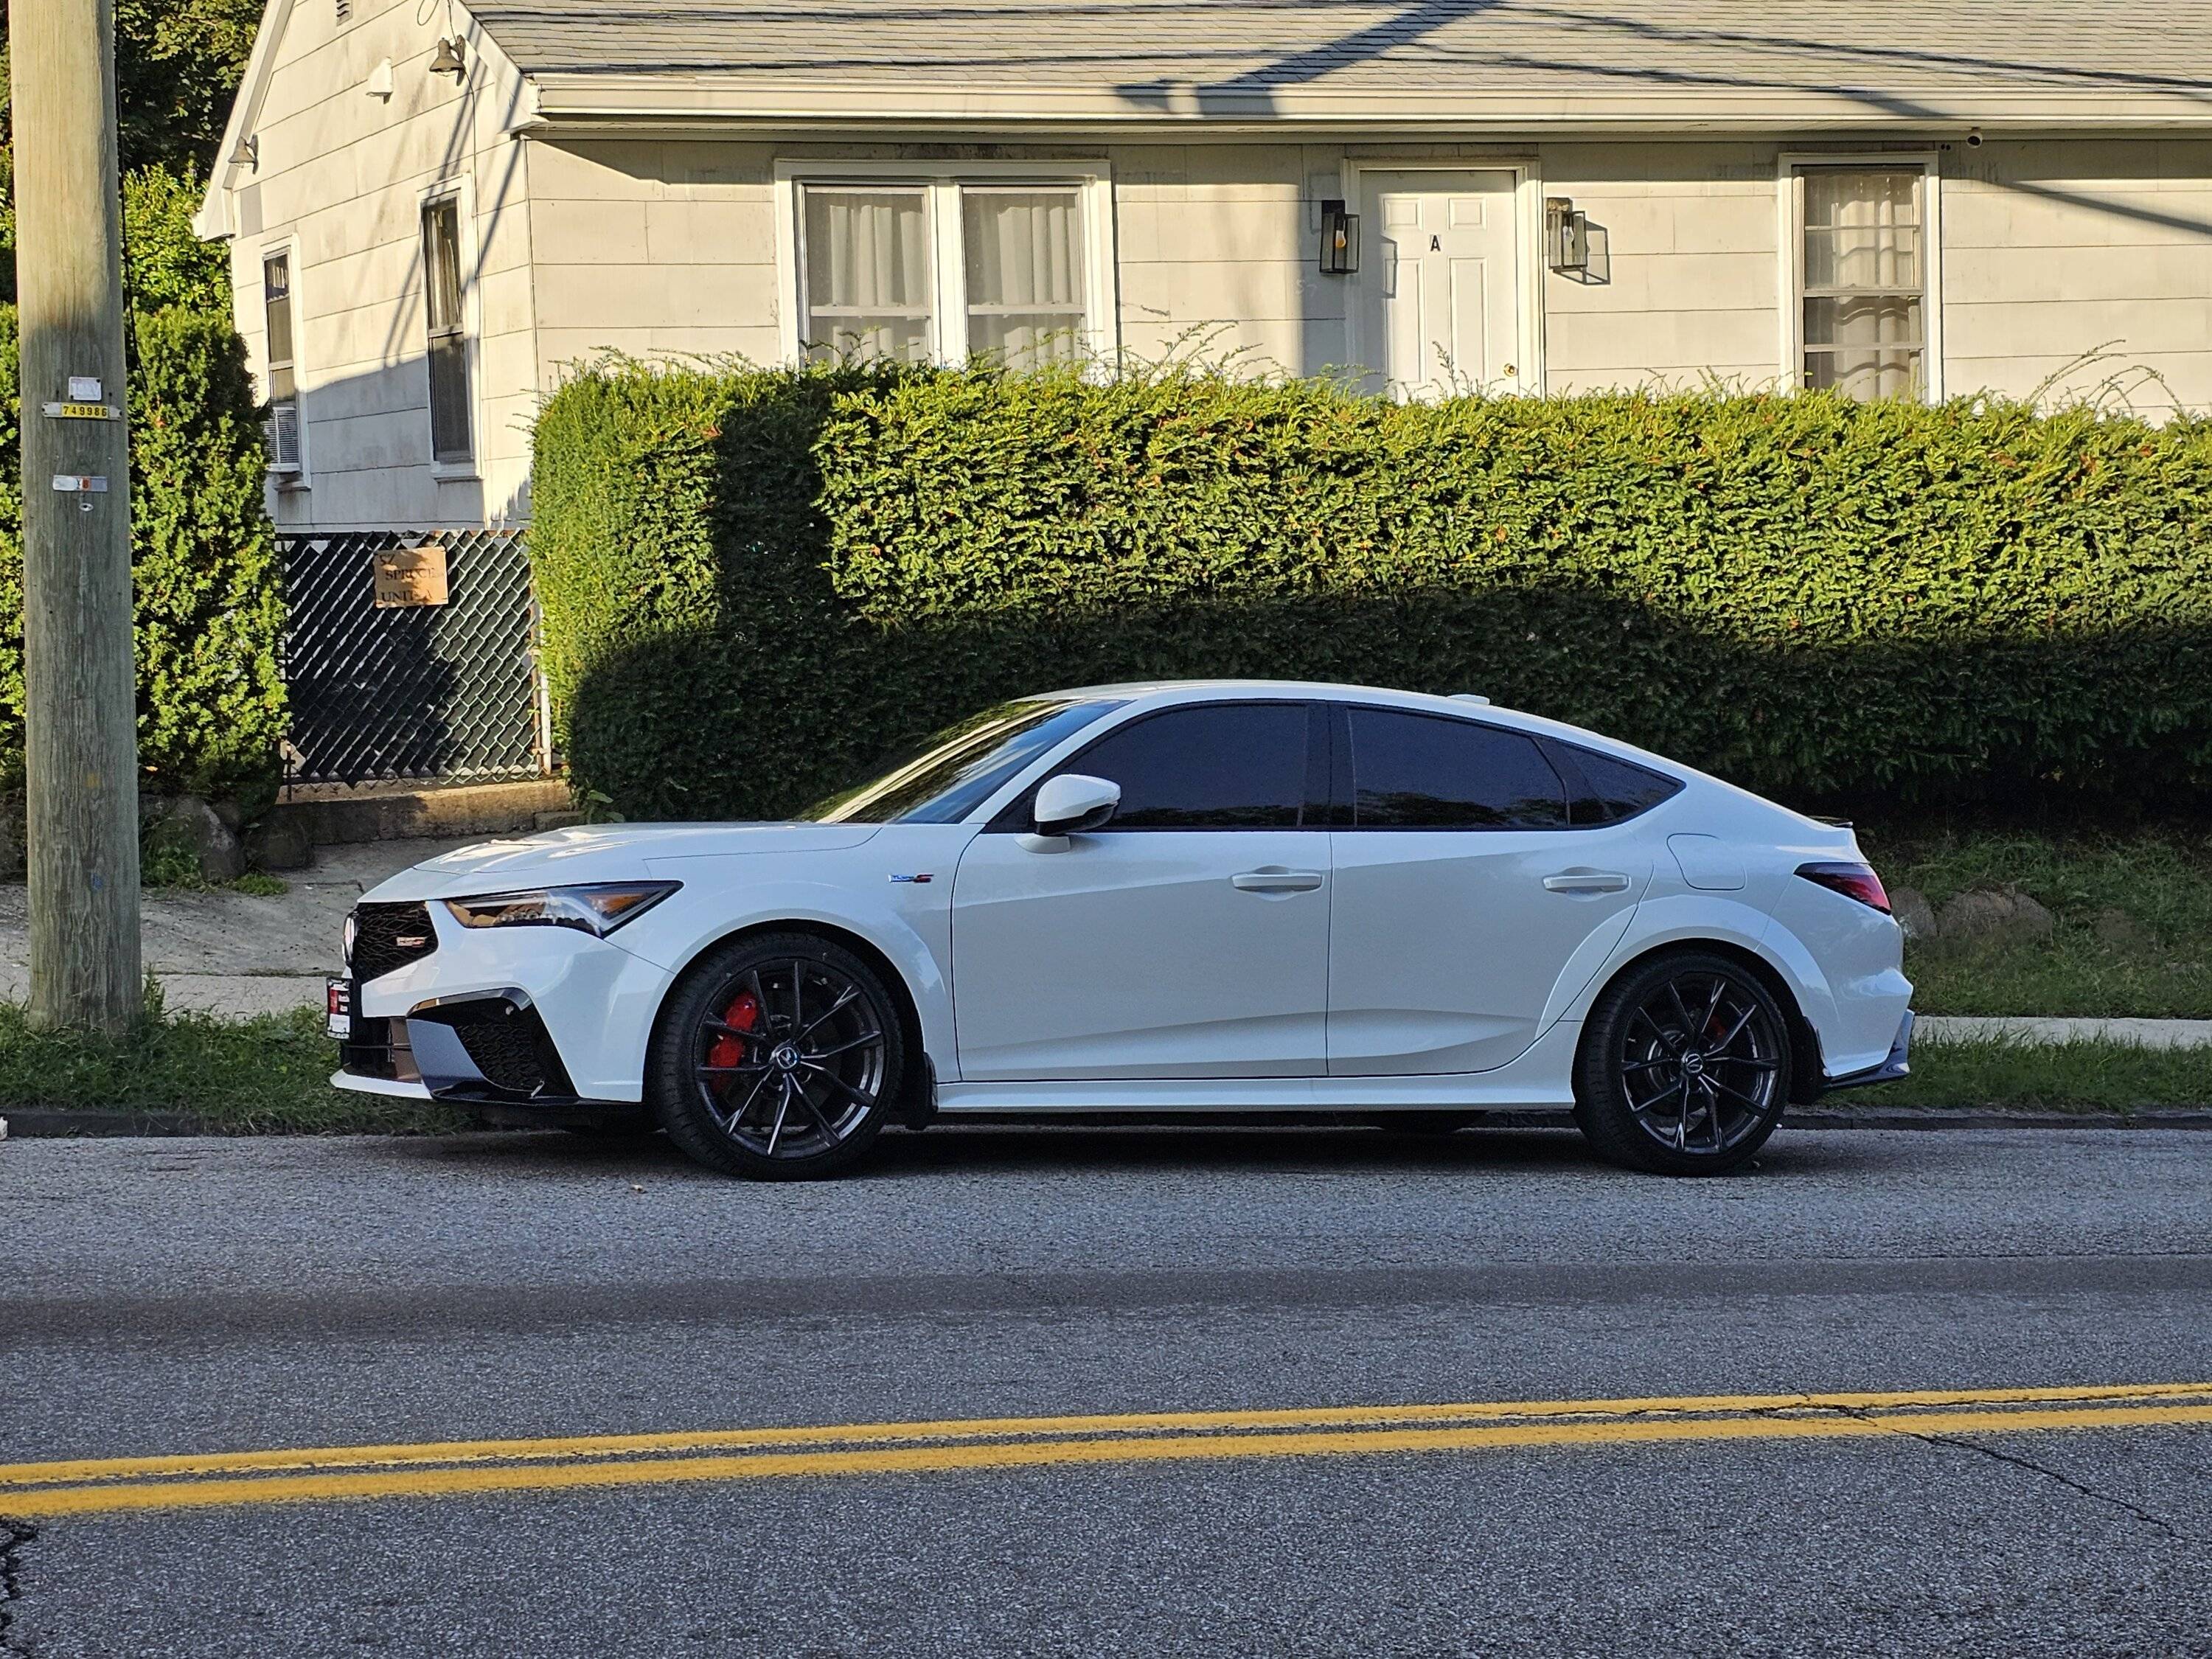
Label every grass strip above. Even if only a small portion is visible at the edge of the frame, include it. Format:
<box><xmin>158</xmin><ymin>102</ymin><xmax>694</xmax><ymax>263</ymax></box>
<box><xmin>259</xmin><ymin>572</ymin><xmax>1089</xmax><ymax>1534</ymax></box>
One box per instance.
<box><xmin>1870</xmin><ymin>1036</ymin><xmax>2212</xmax><ymax>1113</ymax></box>
<box><xmin>1859</xmin><ymin>824</ymin><xmax>2212</xmax><ymax>1020</ymax></box>
<box><xmin>0</xmin><ymin>1000</ymin><xmax>466</xmax><ymax>1134</ymax></box>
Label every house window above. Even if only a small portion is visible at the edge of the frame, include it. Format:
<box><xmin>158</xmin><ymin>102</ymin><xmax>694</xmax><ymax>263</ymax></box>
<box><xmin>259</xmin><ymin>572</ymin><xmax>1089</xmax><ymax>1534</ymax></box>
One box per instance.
<box><xmin>961</xmin><ymin>189</ymin><xmax>1088</xmax><ymax>367</ymax></box>
<box><xmin>800</xmin><ymin>188</ymin><xmax>933</xmax><ymax>364</ymax></box>
<box><xmin>1795</xmin><ymin>165</ymin><xmax>1929</xmax><ymax>400</ymax></box>
<box><xmin>795</xmin><ymin>177</ymin><xmax>1099</xmax><ymax>369</ymax></box>
<box><xmin>421</xmin><ymin>198</ymin><xmax>472</xmax><ymax>465</ymax></box>
<box><xmin>262</xmin><ymin>252</ymin><xmax>301</xmax><ymax>473</ymax></box>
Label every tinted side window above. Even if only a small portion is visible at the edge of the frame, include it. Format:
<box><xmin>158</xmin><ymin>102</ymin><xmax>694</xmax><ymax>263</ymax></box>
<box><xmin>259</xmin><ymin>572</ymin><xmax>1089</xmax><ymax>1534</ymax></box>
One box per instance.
<box><xmin>1349</xmin><ymin>709</ymin><xmax>1568</xmax><ymax>830</ymax></box>
<box><xmin>1060</xmin><ymin>703</ymin><xmax>1310</xmax><ymax>830</ymax></box>
<box><xmin>1548</xmin><ymin>742</ymin><xmax>1683</xmax><ymax>826</ymax></box>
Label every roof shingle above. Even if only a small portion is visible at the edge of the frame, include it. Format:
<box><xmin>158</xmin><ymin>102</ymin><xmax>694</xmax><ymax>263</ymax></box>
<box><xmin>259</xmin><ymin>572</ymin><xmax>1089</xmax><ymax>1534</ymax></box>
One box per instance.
<box><xmin>472</xmin><ymin>0</ymin><xmax>2212</xmax><ymax>103</ymax></box>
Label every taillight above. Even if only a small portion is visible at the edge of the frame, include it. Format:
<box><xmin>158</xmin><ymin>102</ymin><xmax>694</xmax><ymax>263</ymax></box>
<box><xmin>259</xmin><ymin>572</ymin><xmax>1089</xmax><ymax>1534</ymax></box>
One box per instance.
<box><xmin>1796</xmin><ymin>861</ymin><xmax>1891</xmax><ymax>914</ymax></box>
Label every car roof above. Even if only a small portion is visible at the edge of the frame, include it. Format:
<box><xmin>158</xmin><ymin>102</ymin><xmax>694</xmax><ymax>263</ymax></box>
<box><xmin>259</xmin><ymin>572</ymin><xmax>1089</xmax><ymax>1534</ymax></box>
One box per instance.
<box><xmin>1046</xmin><ymin>678</ymin><xmax>1486</xmax><ymax>712</ymax></box>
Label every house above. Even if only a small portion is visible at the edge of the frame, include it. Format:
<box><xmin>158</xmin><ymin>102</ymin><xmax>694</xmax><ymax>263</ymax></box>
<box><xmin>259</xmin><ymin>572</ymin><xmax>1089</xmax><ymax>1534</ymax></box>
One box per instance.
<box><xmin>198</xmin><ymin>0</ymin><xmax>2212</xmax><ymax>536</ymax></box>
<box><xmin>197</xmin><ymin>1</ymin><xmax>2212</xmax><ymax>778</ymax></box>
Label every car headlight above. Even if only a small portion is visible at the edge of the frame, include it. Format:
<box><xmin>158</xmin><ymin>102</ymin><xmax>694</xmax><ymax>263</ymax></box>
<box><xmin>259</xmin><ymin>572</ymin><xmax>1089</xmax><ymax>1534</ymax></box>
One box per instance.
<box><xmin>442</xmin><ymin>882</ymin><xmax>680</xmax><ymax>937</ymax></box>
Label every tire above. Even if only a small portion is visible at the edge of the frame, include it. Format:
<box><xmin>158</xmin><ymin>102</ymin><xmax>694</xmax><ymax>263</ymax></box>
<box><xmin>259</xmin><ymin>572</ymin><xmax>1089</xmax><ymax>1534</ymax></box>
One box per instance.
<box><xmin>1572</xmin><ymin>949</ymin><xmax>1791</xmax><ymax>1176</ymax></box>
<box><xmin>647</xmin><ymin>931</ymin><xmax>907</xmax><ymax>1181</ymax></box>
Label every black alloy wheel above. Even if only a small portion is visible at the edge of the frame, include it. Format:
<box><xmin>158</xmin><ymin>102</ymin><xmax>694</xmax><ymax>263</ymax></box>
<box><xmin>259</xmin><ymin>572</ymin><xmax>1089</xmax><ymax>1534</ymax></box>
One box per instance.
<box><xmin>649</xmin><ymin>933</ymin><xmax>905</xmax><ymax>1180</ymax></box>
<box><xmin>1573</xmin><ymin>950</ymin><xmax>1791</xmax><ymax>1175</ymax></box>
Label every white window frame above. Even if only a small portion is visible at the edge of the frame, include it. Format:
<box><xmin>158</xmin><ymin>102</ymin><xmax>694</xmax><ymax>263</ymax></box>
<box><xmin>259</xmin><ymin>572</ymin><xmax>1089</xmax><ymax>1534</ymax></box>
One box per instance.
<box><xmin>1778</xmin><ymin>150</ymin><xmax>1944</xmax><ymax>402</ymax></box>
<box><xmin>417</xmin><ymin>175</ymin><xmax>482</xmax><ymax>481</ymax></box>
<box><xmin>774</xmin><ymin>159</ymin><xmax>1118</xmax><ymax>368</ymax></box>
<box><xmin>258</xmin><ymin>236</ymin><xmax>307</xmax><ymax>485</ymax></box>
<box><xmin>1338</xmin><ymin>155</ymin><xmax>1550</xmax><ymax>397</ymax></box>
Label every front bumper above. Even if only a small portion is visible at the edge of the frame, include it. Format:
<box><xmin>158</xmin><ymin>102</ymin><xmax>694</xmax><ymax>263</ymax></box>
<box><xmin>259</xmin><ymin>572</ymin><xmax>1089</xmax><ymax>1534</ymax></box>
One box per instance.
<box><xmin>332</xmin><ymin>898</ymin><xmax>675</xmax><ymax>1105</ymax></box>
<box><xmin>1824</xmin><ymin>1009</ymin><xmax>1914</xmax><ymax>1092</ymax></box>
<box><xmin>335</xmin><ymin>989</ymin><xmax>589</xmax><ymax>1106</ymax></box>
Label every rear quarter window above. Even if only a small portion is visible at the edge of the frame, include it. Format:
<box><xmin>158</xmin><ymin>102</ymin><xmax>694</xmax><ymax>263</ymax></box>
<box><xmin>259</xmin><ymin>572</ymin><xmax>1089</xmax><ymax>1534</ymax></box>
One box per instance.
<box><xmin>1541</xmin><ymin>740</ymin><xmax>1684</xmax><ymax>826</ymax></box>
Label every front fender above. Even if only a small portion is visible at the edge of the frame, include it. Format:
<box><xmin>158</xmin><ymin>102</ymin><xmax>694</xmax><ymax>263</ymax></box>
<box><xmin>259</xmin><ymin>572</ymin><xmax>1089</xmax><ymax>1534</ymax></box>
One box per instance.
<box><xmin>619</xmin><ymin>871</ymin><xmax>958</xmax><ymax>1084</ymax></box>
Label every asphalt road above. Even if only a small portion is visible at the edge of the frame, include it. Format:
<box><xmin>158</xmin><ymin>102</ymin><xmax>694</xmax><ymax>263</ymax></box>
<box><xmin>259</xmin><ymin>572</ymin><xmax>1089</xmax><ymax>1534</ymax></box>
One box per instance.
<box><xmin>3</xmin><ymin>1124</ymin><xmax>2209</xmax><ymax>1658</ymax></box>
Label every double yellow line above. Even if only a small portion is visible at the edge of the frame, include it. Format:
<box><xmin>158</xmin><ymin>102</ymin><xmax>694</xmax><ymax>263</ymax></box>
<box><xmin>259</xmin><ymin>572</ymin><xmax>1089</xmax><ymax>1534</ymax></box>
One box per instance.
<box><xmin>5</xmin><ymin>1382</ymin><xmax>2208</xmax><ymax>1521</ymax></box>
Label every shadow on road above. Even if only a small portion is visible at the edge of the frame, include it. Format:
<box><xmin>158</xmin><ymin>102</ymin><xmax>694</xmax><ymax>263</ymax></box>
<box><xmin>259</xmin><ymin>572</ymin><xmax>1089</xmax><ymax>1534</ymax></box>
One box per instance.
<box><xmin>391</xmin><ymin>1121</ymin><xmax>1877</xmax><ymax>1182</ymax></box>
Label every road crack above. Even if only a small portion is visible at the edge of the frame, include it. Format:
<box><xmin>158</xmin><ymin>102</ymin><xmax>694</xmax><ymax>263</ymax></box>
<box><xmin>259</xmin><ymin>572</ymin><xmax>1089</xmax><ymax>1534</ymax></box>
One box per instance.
<box><xmin>0</xmin><ymin>1517</ymin><xmax>35</xmax><ymax>1655</ymax></box>
<box><xmin>1830</xmin><ymin>1405</ymin><xmax>2202</xmax><ymax>1545</ymax></box>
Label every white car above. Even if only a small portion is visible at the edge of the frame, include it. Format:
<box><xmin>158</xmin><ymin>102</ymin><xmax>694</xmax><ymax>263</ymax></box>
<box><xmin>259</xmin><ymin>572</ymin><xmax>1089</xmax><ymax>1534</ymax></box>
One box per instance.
<box><xmin>330</xmin><ymin>681</ymin><xmax>1913</xmax><ymax>1179</ymax></box>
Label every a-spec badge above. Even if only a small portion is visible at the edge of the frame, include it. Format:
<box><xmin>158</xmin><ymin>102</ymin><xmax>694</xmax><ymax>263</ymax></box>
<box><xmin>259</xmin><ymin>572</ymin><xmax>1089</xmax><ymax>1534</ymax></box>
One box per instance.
<box><xmin>888</xmin><ymin>873</ymin><xmax>934</xmax><ymax>884</ymax></box>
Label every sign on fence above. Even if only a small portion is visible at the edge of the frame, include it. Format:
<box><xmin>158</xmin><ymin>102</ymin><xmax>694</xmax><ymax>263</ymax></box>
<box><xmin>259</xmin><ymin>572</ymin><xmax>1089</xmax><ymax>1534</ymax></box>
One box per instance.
<box><xmin>280</xmin><ymin>529</ymin><xmax>549</xmax><ymax>785</ymax></box>
<box><xmin>372</xmin><ymin>544</ymin><xmax>451</xmax><ymax>608</ymax></box>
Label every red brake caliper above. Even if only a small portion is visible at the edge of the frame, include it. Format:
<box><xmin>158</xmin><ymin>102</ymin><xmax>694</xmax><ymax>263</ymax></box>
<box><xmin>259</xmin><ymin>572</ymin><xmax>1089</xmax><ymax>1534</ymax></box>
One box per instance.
<box><xmin>708</xmin><ymin>990</ymin><xmax>763</xmax><ymax>1073</ymax></box>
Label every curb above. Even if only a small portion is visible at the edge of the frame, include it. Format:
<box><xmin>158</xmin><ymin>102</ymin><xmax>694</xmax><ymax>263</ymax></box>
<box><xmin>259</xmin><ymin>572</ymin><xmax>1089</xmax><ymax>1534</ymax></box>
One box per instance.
<box><xmin>1784</xmin><ymin>1106</ymin><xmax>2212</xmax><ymax>1131</ymax></box>
<box><xmin>4</xmin><ymin>1105</ymin><xmax>2211</xmax><ymax>1138</ymax></box>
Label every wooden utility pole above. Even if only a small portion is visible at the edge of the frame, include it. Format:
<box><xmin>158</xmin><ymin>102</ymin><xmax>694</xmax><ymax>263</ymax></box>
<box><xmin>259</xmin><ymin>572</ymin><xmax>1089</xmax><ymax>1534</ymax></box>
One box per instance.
<box><xmin>10</xmin><ymin>0</ymin><xmax>142</xmax><ymax>1032</ymax></box>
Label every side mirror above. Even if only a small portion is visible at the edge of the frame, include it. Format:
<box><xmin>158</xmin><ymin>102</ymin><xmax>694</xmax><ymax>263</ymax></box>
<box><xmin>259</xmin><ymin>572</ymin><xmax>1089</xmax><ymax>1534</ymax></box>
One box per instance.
<box><xmin>1032</xmin><ymin>773</ymin><xmax>1120</xmax><ymax>839</ymax></box>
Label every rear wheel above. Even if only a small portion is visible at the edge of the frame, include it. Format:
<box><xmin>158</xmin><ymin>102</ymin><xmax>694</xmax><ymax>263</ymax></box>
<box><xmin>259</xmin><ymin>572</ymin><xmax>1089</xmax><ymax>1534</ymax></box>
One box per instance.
<box><xmin>648</xmin><ymin>933</ymin><xmax>905</xmax><ymax>1180</ymax></box>
<box><xmin>1573</xmin><ymin>950</ymin><xmax>1790</xmax><ymax>1175</ymax></box>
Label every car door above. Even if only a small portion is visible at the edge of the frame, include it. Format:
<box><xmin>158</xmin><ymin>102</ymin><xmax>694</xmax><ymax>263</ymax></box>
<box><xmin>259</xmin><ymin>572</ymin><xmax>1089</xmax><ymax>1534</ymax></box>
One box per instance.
<box><xmin>951</xmin><ymin>701</ymin><xmax>1332</xmax><ymax>1080</ymax></box>
<box><xmin>1327</xmin><ymin>706</ymin><xmax>1652</xmax><ymax>1075</ymax></box>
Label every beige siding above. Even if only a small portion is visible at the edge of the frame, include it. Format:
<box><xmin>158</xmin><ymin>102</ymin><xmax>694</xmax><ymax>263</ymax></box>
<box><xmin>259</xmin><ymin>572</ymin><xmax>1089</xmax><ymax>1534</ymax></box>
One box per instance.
<box><xmin>224</xmin><ymin>0</ymin><xmax>538</xmax><ymax>532</ymax></box>
<box><xmin>219</xmin><ymin>108</ymin><xmax>2212</xmax><ymax>531</ymax></box>
<box><xmin>1944</xmin><ymin>139</ymin><xmax>2212</xmax><ymax>414</ymax></box>
<box><xmin>1538</xmin><ymin>142</ymin><xmax>1780</xmax><ymax>392</ymax></box>
<box><xmin>526</xmin><ymin>140</ymin><xmax>783</xmax><ymax>391</ymax></box>
<box><xmin>1113</xmin><ymin>143</ymin><xmax>1347</xmax><ymax>374</ymax></box>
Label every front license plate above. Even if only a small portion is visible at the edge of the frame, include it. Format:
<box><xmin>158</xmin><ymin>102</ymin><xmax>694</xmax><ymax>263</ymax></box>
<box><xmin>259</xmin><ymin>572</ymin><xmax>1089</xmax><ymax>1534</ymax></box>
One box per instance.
<box><xmin>325</xmin><ymin>977</ymin><xmax>353</xmax><ymax>1040</ymax></box>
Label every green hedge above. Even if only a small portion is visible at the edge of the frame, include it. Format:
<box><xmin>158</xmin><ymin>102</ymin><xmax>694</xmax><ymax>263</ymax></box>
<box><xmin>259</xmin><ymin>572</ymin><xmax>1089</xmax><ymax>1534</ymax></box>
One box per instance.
<box><xmin>531</xmin><ymin>362</ymin><xmax>2212</xmax><ymax>822</ymax></box>
<box><xmin>0</xmin><ymin>305</ymin><xmax>284</xmax><ymax>798</ymax></box>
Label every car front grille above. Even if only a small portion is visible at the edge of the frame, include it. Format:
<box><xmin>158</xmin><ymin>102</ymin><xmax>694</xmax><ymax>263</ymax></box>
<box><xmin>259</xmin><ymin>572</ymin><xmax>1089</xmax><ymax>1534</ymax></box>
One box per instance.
<box><xmin>349</xmin><ymin>900</ymin><xmax>438</xmax><ymax>983</ymax></box>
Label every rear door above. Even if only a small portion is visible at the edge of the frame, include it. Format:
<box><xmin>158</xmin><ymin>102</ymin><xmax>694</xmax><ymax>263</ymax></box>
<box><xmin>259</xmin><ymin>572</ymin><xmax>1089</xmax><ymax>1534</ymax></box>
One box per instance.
<box><xmin>1326</xmin><ymin>706</ymin><xmax>1649</xmax><ymax>1075</ymax></box>
<box><xmin>951</xmin><ymin>701</ymin><xmax>1332</xmax><ymax>1080</ymax></box>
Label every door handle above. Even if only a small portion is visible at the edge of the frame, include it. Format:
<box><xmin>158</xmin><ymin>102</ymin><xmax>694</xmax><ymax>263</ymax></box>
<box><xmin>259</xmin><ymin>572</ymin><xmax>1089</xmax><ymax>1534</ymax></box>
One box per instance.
<box><xmin>1543</xmin><ymin>869</ymin><xmax>1632</xmax><ymax>894</ymax></box>
<box><xmin>1232</xmin><ymin>869</ymin><xmax>1325</xmax><ymax>893</ymax></box>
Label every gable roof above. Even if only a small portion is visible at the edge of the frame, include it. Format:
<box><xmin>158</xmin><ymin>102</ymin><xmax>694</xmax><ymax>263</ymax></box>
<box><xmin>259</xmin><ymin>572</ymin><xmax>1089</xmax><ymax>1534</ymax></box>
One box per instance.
<box><xmin>476</xmin><ymin>0</ymin><xmax>2212</xmax><ymax>129</ymax></box>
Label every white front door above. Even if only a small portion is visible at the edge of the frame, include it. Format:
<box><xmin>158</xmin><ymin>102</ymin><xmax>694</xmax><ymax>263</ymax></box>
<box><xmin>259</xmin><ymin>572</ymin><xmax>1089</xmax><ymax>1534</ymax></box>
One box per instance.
<box><xmin>1359</xmin><ymin>169</ymin><xmax>1523</xmax><ymax>400</ymax></box>
<box><xmin>950</xmin><ymin>702</ymin><xmax>1332</xmax><ymax>1081</ymax></box>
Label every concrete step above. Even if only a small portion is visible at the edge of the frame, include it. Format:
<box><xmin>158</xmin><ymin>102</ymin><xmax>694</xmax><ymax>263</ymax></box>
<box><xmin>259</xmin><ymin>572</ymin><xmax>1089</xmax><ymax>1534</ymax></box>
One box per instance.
<box><xmin>269</xmin><ymin>779</ymin><xmax>574</xmax><ymax>846</ymax></box>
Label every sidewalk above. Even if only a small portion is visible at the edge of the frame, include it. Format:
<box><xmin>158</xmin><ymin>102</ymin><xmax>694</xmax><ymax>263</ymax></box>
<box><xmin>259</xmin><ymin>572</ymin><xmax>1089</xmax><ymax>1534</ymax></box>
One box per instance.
<box><xmin>0</xmin><ymin>839</ymin><xmax>479</xmax><ymax>1018</ymax></box>
<box><xmin>1919</xmin><ymin>1015</ymin><xmax>2212</xmax><ymax>1050</ymax></box>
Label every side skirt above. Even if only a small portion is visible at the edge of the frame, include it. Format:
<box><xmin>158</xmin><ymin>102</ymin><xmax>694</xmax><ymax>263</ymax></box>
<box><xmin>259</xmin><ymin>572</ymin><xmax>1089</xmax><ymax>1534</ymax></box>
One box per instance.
<box><xmin>933</xmin><ymin>1021</ymin><xmax>1582</xmax><ymax>1115</ymax></box>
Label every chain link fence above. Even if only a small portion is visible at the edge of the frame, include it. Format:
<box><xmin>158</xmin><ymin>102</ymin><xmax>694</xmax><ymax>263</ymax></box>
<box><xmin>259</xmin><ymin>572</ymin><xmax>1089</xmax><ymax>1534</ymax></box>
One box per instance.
<box><xmin>278</xmin><ymin>528</ymin><xmax>550</xmax><ymax>786</ymax></box>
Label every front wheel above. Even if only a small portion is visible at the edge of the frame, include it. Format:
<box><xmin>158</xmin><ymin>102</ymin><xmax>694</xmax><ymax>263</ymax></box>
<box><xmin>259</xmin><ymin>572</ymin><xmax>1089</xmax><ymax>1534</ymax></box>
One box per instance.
<box><xmin>647</xmin><ymin>933</ymin><xmax>906</xmax><ymax>1180</ymax></box>
<box><xmin>1572</xmin><ymin>950</ymin><xmax>1791</xmax><ymax>1176</ymax></box>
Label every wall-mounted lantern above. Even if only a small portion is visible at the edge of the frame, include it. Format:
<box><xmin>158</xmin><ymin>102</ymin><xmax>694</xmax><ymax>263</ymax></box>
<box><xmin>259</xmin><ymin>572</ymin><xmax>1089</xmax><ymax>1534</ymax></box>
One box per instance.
<box><xmin>429</xmin><ymin>35</ymin><xmax>468</xmax><ymax>80</ymax></box>
<box><xmin>1545</xmin><ymin>196</ymin><xmax>1590</xmax><ymax>274</ymax></box>
<box><xmin>1318</xmin><ymin>198</ymin><xmax>1360</xmax><ymax>276</ymax></box>
<box><xmin>229</xmin><ymin>133</ymin><xmax>260</xmax><ymax>170</ymax></box>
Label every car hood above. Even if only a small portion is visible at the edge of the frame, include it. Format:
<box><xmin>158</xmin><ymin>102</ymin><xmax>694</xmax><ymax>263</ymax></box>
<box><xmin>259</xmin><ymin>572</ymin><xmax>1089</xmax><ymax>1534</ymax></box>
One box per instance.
<box><xmin>364</xmin><ymin>822</ymin><xmax>883</xmax><ymax>901</ymax></box>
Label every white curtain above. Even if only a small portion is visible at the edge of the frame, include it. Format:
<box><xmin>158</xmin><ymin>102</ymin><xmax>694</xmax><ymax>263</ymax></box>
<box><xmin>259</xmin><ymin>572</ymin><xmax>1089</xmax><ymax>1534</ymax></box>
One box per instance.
<box><xmin>1801</xmin><ymin>169</ymin><xmax>1924</xmax><ymax>400</ymax></box>
<box><xmin>961</xmin><ymin>189</ymin><xmax>1085</xmax><ymax>367</ymax></box>
<box><xmin>803</xmin><ymin>189</ymin><xmax>932</xmax><ymax>363</ymax></box>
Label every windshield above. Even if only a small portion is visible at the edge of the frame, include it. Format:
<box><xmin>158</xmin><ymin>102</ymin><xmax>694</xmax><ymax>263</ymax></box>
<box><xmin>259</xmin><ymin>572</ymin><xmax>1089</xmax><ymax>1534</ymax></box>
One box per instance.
<box><xmin>800</xmin><ymin>698</ymin><xmax>1127</xmax><ymax>824</ymax></box>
